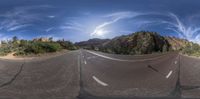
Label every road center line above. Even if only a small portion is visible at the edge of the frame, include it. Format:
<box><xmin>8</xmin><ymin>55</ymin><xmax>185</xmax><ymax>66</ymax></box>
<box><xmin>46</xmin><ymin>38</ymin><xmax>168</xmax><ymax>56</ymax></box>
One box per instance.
<box><xmin>92</xmin><ymin>76</ymin><xmax>108</xmax><ymax>86</ymax></box>
<box><xmin>174</xmin><ymin>61</ymin><xmax>177</xmax><ymax>64</ymax></box>
<box><xmin>166</xmin><ymin>70</ymin><xmax>173</xmax><ymax>79</ymax></box>
<box><xmin>84</xmin><ymin>60</ymin><xmax>87</xmax><ymax>64</ymax></box>
<box><xmin>77</xmin><ymin>55</ymin><xmax>80</xmax><ymax>73</ymax></box>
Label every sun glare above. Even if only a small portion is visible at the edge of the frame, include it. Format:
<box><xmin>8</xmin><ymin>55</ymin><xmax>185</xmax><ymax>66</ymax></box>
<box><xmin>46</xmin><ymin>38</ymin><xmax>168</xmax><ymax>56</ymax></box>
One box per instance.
<box><xmin>96</xmin><ymin>29</ymin><xmax>104</xmax><ymax>36</ymax></box>
<box><xmin>93</xmin><ymin>29</ymin><xmax>108</xmax><ymax>37</ymax></box>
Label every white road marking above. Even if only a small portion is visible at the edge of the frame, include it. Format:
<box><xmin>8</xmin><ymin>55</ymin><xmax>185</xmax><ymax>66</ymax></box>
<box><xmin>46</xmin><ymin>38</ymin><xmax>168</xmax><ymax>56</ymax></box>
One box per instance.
<box><xmin>166</xmin><ymin>70</ymin><xmax>173</xmax><ymax>79</ymax></box>
<box><xmin>92</xmin><ymin>76</ymin><xmax>108</xmax><ymax>86</ymax></box>
<box><xmin>174</xmin><ymin>61</ymin><xmax>177</xmax><ymax>64</ymax></box>
<box><xmin>84</xmin><ymin>60</ymin><xmax>87</xmax><ymax>64</ymax></box>
<box><xmin>77</xmin><ymin>55</ymin><xmax>80</xmax><ymax>72</ymax></box>
<box><xmin>87</xmin><ymin>50</ymin><xmax>168</xmax><ymax>62</ymax></box>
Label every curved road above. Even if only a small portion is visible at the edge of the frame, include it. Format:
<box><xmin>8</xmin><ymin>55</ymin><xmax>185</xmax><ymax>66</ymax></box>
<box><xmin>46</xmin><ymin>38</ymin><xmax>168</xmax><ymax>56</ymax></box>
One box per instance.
<box><xmin>0</xmin><ymin>50</ymin><xmax>199</xmax><ymax>99</ymax></box>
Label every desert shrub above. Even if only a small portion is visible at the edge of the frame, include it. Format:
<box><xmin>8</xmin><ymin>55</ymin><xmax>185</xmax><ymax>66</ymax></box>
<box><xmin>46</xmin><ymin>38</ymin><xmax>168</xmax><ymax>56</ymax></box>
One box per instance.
<box><xmin>182</xmin><ymin>43</ymin><xmax>200</xmax><ymax>56</ymax></box>
<box><xmin>0</xmin><ymin>46</ymin><xmax>12</xmax><ymax>56</ymax></box>
<box><xmin>57</xmin><ymin>40</ymin><xmax>77</xmax><ymax>50</ymax></box>
<box><xmin>24</xmin><ymin>42</ymin><xmax>62</xmax><ymax>54</ymax></box>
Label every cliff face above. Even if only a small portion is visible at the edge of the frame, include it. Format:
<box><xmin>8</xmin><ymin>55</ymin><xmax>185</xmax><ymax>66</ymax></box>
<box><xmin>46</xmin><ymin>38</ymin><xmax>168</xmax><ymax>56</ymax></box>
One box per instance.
<box><xmin>102</xmin><ymin>32</ymin><xmax>170</xmax><ymax>54</ymax></box>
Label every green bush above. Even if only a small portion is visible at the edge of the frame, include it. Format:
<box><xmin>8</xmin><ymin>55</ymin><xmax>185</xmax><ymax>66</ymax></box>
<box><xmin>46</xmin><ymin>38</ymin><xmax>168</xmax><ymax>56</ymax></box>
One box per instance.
<box><xmin>24</xmin><ymin>42</ymin><xmax>62</xmax><ymax>54</ymax></box>
<box><xmin>57</xmin><ymin>40</ymin><xmax>77</xmax><ymax>50</ymax></box>
<box><xmin>182</xmin><ymin>43</ymin><xmax>200</xmax><ymax>56</ymax></box>
<box><xmin>0</xmin><ymin>46</ymin><xmax>12</xmax><ymax>56</ymax></box>
<box><xmin>0</xmin><ymin>36</ymin><xmax>77</xmax><ymax>56</ymax></box>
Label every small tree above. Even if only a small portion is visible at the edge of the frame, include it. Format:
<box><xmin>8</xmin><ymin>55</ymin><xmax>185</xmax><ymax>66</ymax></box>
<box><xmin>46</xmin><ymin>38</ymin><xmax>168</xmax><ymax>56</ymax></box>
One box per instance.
<box><xmin>12</xmin><ymin>36</ymin><xmax>18</xmax><ymax>43</ymax></box>
<box><xmin>12</xmin><ymin>36</ymin><xmax>19</xmax><ymax>48</ymax></box>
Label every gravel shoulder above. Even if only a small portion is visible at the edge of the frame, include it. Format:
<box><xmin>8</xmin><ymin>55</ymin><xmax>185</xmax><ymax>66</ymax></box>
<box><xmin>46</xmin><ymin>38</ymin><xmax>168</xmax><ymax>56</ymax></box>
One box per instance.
<box><xmin>0</xmin><ymin>50</ymin><xmax>70</xmax><ymax>61</ymax></box>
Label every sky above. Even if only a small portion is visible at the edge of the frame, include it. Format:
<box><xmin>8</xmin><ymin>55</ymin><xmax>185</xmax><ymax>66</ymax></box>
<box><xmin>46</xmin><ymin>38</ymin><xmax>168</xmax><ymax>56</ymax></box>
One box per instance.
<box><xmin>0</xmin><ymin>0</ymin><xmax>200</xmax><ymax>43</ymax></box>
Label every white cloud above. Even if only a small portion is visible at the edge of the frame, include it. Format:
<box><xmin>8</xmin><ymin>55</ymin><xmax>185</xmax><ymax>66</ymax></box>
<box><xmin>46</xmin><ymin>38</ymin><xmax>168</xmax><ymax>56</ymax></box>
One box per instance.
<box><xmin>117</xmin><ymin>12</ymin><xmax>200</xmax><ymax>44</ymax></box>
<box><xmin>45</xmin><ymin>27</ymin><xmax>54</xmax><ymax>32</ymax></box>
<box><xmin>91</xmin><ymin>11</ymin><xmax>140</xmax><ymax>36</ymax></box>
<box><xmin>48</xmin><ymin>15</ymin><xmax>55</xmax><ymax>18</ymax></box>
<box><xmin>60</xmin><ymin>20</ymin><xmax>84</xmax><ymax>32</ymax></box>
<box><xmin>0</xmin><ymin>5</ymin><xmax>52</xmax><ymax>32</ymax></box>
<box><xmin>163</xmin><ymin>13</ymin><xmax>200</xmax><ymax>44</ymax></box>
<box><xmin>60</xmin><ymin>26</ymin><xmax>83</xmax><ymax>32</ymax></box>
<box><xmin>7</xmin><ymin>24</ymin><xmax>32</xmax><ymax>31</ymax></box>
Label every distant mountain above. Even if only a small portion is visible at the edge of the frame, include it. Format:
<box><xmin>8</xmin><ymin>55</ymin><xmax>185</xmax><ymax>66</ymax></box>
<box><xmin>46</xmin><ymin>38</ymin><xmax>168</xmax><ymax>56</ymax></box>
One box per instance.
<box><xmin>75</xmin><ymin>38</ymin><xmax>110</xmax><ymax>49</ymax></box>
<box><xmin>76</xmin><ymin>31</ymin><xmax>196</xmax><ymax>55</ymax></box>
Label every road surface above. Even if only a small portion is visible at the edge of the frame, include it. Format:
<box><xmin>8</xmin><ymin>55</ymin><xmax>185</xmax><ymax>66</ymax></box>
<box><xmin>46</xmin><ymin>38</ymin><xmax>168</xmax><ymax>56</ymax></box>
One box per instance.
<box><xmin>0</xmin><ymin>51</ymin><xmax>80</xmax><ymax>99</ymax></box>
<box><xmin>0</xmin><ymin>49</ymin><xmax>199</xmax><ymax>99</ymax></box>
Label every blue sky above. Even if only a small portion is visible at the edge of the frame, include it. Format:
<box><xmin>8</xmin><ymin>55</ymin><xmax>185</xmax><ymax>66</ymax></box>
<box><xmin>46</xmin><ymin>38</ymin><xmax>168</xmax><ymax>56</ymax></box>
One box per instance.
<box><xmin>0</xmin><ymin>0</ymin><xmax>200</xmax><ymax>43</ymax></box>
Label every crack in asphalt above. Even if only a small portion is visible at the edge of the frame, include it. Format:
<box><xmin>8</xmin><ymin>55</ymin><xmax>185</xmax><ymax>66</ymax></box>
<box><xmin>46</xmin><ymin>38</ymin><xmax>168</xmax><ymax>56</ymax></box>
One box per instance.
<box><xmin>0</xmin><ymin>61</ymin><xmax>25</xmax><ymax>88</ymax></box>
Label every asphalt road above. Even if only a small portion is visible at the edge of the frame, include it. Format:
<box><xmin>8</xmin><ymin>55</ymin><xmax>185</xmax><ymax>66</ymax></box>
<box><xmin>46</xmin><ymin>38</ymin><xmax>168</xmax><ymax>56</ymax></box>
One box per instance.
<box><xmin>0</xmin><ymin>51</ymin><xmax>80</xmax><ymax>99</ymax></box>
<box><xmin>0</xmin><ymin>49</ymin><xmax>200</xmax><ymax>99</ymax></box>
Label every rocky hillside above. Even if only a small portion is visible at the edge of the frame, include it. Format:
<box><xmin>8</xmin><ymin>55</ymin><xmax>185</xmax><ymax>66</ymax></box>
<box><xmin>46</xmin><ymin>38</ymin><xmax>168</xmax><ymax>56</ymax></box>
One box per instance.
<box><xmin>165</xmin><ymin>36</ymin><xmax>190</xmax><ymax>50</ymax></box>
<box><xmin>76</xmin><ymin>31</ymin><xmax>197</xmax><ymax>55</ymax></box>
<box><xmin>101</xmin><ymin>32</ymin><xmax>171</xmax><ymax>54</ymax></box>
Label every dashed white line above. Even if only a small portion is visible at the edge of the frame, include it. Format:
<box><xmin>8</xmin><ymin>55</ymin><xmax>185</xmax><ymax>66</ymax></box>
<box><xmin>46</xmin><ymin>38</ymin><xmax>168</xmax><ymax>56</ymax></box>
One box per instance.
<box><xmin>77</xmin><ymin>55</ymin><xmax>80</xmax><ymax>73</ymax></box>
<box><xmin>84</xmin><ymin>60</ymin><xmax>87</xmax><ymax>64</ymax></box>
<box><xmin>166</xmin><ymin>70</ymin><xmax>173</xmax><ymax>79</ymax></box>
<box><xmin>174</xmin><ymin>61</ymin><xmax>177</xmax><ymax>64</ymax></box>
<box><xmin>92</xmin><ymin>76</ymin><xmax>108</xmax><ymax>86</ymax></box>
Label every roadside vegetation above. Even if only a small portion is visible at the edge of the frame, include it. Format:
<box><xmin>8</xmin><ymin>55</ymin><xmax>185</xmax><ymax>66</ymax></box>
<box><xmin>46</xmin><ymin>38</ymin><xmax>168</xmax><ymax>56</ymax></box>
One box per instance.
<box><xmin>1</xmin><ymin>32</ymin><xmax>200</xmax><ymax>57</ymax></box>
<box><xmin>182</xmin><ymin>43</ymin><xmax>200</xmax><ymax>57</ymax></box>
<box><xmin>0</xmin><ymin>36</ymin><xmax>77</xmax><ymax>56</ymax></box>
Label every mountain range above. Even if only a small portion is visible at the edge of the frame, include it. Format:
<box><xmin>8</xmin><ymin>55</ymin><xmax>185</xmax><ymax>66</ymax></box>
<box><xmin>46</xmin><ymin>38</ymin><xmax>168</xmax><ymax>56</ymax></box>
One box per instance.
<box><xmin>75</xmin><ymin>31</ymin><xmax>197</xmax><ymax>55</ymax></box>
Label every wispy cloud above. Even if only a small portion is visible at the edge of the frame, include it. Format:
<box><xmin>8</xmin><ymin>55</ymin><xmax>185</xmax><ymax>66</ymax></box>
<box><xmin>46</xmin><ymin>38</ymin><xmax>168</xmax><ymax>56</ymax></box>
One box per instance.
<box><xmin>48</xmin><ymin>15</ymin><xmax>55</xmax><ymax>18</ymax></box>
<box><xmin>108</xmin><ymin>11</ymin><xmax>200</xmax><ymax>44</ymax></box>
<box><xmin>60</xmin><ymin>20</ymin><xmax>84</xmax><ymax>32</ymax></box>
<box><xmin>91</xmin><ymin>11</ymin><xmax>140</xmax><ymax>36</ymax></box>
<box><xmin>7</xmin><ymin>24</ymin><xmax>32</xmax><ymax>31</ymax></box>
<box><xmin>60</xmin><ymin>26</ymin><xmax>83</xmax><ymax>31</ymax></box>
<box><xmin>0</xmin><ymin>5</ymin><xmax>52</xmax><ymax>32</ymax></box>
<box><xmin>63</xmin><ymin>11</ymin><xmax>200</xmax><ymax>43</ymax></box>
<box><xmin>45</xmin><ymin>27</ymin><xmax>54</xmax><ymax>32</ymax></box>
<box><xmin>161</xmin><ymin>13</ymin><xmax>200</xmax><ymax>43</ymax></box>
